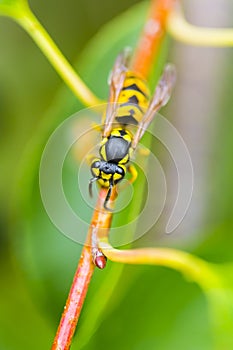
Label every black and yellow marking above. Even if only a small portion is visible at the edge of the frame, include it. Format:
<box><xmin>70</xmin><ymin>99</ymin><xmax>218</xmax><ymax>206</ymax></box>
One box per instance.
<box><xmin>115</xmin><ymin>71</ymin><xmax>150</xmax><ymax>127</ymax></box>
<box><xmin>89</xmin><ymin>56</ymin><xmax>176</xmax><ymax>212</ymax></box>
<box><xmin>89</xmin><ymin>70</ymin><xmax>150</xmax><ymax>209</ymax></box>
<box><xmin>99</xmin><ymin>128</ymin><xmax>132</xmax><ymax>164</ymax></box>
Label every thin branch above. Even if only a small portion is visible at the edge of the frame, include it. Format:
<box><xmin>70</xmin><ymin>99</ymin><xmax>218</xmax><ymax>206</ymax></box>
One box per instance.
<box><xmin>14</xmin><ymin>4</ymin><xmax>102</xmax><ymax>106</ymax></box>
<box><xmin>131</xmin><ymin>0</ymin><xmax>176</xmax><ymax>78</ymax></box>
<box><xmin>167</xmin><ymin>3</ymin><xmax>233</xmax><ymax>47</ymax></box>
<box><xmin>98</xmin><ymin>237</ymin><xmax>221</xmax><ymax>292</ymax></box>
<box><xmin>51</xmin><ymin>232</ymin><xmax>95</xmax><ymax>350</ymax></box>
<box><xmin>51</xmin><ymin>188</ymin><xmax>116</xmax><ymax>349</ymax></box>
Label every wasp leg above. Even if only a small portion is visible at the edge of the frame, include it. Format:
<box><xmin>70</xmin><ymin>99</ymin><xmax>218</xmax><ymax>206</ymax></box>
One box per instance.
<box><xmin>89</xmin><ymin>177</ymin><xmax>98</xmax><ymax>197</ymax></box>
<box><xmin>138</xmin><ymin>147</ymin><xmax>150</xmax><ymax>156</ymax></box>
<box><xmin>121</xmin><ymin>164</ymin><xmax>138</xmax><ymax>188</ymax></box>
<box><xmin>104</xmin><ymin>183</ymin><xmax>114</xmax><ymax>211</ymax></box>
<box><xmin>86</xmin><ymin>154</ymin><xmax>97</xmax><ymax>166</ymax></box>
<box><xmin>91</xmin><ymin>122</ymin><xmax>103</xmax><ymax>132</ymax></box>
<box><xmin>128</xmin><ymin>164</ymin><xmax>138</xmax><ymax>184</ymax></box>
<box><xmin>118</xmin><ymin>164</ymin><xmax>138</xmax><ymax>191</ymax></box>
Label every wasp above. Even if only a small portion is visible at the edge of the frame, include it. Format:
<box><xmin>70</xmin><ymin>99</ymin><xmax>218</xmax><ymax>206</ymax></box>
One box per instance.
<box><xmin>89</xmin><ymin>49</ymin><xmax>176</xmax><ymax>210</ymax></box>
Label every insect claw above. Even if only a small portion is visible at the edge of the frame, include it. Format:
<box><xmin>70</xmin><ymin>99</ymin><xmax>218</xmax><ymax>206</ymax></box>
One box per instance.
<box><xmin>103</xmin><ymin>201</ymin><xmax>113</xmax><ymax>212</ymax></box>
<box><xmin>103</xmin><ymin>183</ymin><xmax>114</xmax><ymax>211</ymax></box>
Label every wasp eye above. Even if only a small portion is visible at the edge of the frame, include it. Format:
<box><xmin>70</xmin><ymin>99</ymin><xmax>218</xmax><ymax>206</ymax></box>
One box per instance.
<box><xmin>92</xmin><ymin>160</ymin><xmax>101</xmax><ymax>169</ymax></box>
<box><xmin>116</xmin><ymin>166</ymin><xmax>125</xmax><ymax>176</ymax></box>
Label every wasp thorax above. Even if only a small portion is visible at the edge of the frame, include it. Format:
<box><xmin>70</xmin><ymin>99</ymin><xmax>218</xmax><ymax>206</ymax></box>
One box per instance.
<box><xmin>99</xmin><ymin>128</ymin><xmax>132</xmax><ymax>164</ymax></box>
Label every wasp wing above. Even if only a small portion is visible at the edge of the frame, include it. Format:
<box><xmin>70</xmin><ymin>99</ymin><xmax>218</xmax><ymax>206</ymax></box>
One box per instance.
<box><xmin>103</xmin><ymin>48</ymin><xmax>131</xmax><ymax>137</ymax></box>
<box><xmin>132</xmin><ymin>64</ymin><xmax>176</xmax><ymax>149</ymax></box>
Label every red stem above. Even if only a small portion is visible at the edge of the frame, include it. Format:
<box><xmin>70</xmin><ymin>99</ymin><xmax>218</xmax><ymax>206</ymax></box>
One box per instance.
<box><xmin>51</xmin><ymin>236</ymin><xmax>94</xmax><ymax>349</ymax></box>
<box><xmin>131</xmin><ymin>0</ymin><xmax>176</xmax><ymax>78</ymax></box>
<box><xmin>51</xmin><ymin>188</ymin><xmax>114</xmax><ymax>349</ymax></box>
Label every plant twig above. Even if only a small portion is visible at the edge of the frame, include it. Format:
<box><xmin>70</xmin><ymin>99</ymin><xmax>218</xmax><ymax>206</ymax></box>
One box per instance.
<box><xmin>51</xmin><ymin>233</ymin><xmax>94</xmax><ymax>350</ymax></box>
<box><xmin>131</xmin><ymin>0</ymin><xmax>176</xmax><ymax>78</ymax></box>
<box><xmin>167</xmin><ymin>2</ymin><xmax>233</xmax><ymax>47</ymax></box>
<box><xmin>51</xmin><ymin>188</ymin><xmax>116</xmax><ymax>350</ymax></box>
<box><xmin>98</xmin><ymin>236</ymin><xmax>220</xmax><ymax>291</ymax></box>
<box><xmin>2</xmin><ymin>1</ymin><xmax>101</xmax><ymax>106</ymax></box>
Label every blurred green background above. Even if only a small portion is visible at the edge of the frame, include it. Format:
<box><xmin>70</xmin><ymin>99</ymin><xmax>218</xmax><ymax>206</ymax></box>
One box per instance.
<box><xmin>1</xmin><ymin>0</ymin><xmax>233</xmax><ymax>349</ymax></box>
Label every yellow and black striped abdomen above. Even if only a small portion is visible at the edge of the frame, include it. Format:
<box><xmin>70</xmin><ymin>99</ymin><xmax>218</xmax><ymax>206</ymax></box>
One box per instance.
<box><xmin>115</xmin><ymin>71</ymin><xmax>150</xmax><ymax>126</ymax></box>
